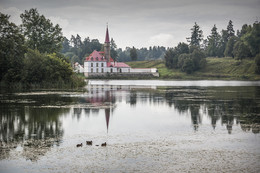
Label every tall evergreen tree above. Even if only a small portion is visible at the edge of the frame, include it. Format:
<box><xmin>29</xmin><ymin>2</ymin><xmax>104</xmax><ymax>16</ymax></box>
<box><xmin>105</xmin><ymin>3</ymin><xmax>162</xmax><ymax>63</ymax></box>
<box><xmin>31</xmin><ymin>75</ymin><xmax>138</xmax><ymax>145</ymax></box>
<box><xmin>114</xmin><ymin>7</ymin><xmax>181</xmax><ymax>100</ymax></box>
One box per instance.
<box><xmin>61</xmin><ymin>37</ymin><xmax>70</xmax><ymax>53</ymax></box>
<box><xmin>20</xmin><ymin>8</ymin><xmax>63</xmax><ymax>53</ymax></box>
<box><xmin>70</xmin><ymin>35</ymin><xmax>76</xmax><ymax>48</ymax></box>
<box><xmin>206</xmin><ymin>25</ymin><xmax>221</xmax><ymax>57</ymax></box>
<box><xmin>110</xmin><ymin>38</ymin><xmax>118</xmax><ymax>61</ymax></box>
<box><xmin>187</xmin><ymin>22</ymin><xmax>203</xmax><ymax>47</ymax></box>
<box><xmin>130</xmin><ymin>46</ymin><xmax>137</xmax><ymax>61</ymax></box>
<box><xmin>75</xmin><ymin>34</ymin><xmax>82</xmax><ymax>49</ymax></box>
<box><xmin>227</xmin><ymin>20</ymin><xmax>235</xmax><ymax>39</ymax></box>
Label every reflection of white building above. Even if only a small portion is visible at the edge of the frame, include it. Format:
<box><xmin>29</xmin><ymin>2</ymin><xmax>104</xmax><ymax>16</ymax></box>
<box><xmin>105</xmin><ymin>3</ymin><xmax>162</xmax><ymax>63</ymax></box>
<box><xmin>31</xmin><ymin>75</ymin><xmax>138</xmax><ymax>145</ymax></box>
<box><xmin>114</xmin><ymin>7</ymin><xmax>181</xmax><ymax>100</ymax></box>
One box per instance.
<box><xmin>83</xmin><ymin>26</ymin><xmax>159</xmax><ymax>77</ymax></box>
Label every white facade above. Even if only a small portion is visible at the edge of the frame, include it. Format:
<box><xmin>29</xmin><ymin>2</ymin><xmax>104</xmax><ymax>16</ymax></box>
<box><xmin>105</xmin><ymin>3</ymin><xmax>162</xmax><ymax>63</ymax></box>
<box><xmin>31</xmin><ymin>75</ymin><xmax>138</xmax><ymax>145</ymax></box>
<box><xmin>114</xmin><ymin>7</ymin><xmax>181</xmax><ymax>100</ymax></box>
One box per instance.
<box><xmin>84</xmin><ymin>61</ymin><xmax>108</xmax><ymax>74</ymax></box>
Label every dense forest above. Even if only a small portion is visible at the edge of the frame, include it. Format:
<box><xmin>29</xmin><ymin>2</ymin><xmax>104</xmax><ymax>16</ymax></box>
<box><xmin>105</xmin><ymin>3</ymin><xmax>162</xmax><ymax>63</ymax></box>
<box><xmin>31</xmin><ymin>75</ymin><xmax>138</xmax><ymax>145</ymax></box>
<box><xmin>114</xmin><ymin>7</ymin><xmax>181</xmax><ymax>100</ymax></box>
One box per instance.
<box><xmin>61</xmin><ymin>35</ymin><xmax>167</xmax><ymax>64</ymax></box>
<box><xmin>0</xmin><ymin>9</ymin><xmax>85</xmax><ymax>89</ymax></box>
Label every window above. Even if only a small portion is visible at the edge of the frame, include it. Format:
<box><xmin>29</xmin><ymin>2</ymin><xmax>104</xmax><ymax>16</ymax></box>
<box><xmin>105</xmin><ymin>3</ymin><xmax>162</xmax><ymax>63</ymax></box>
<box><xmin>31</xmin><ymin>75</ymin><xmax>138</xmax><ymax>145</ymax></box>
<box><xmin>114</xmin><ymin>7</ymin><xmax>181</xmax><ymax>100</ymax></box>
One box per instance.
<box><xmin>97</xmin><ymin>68</ymin><xmax>99</xmax><ymax>73</ymax></box>
<box><xmin>91</xmin><ymin>63</ymin><xmax>93</xmax><ymax>67</ymax></box>
<box><xmin>101</xmin><ymin>68</ymin><xmax>104</xmax><ymax>73</ymax></box>
<box><xmin>91</xmin><ymin>68</ymin><xmax>93</xmax><ymax>73</ymax></box>
<box><xmin>96</xmin><ymin>63</ymin><xmax>98</xmax><ymax>67</ymax></box>
<box><xmin>111</xmin><ymin>68</ymin><xmax>113</xmax><ymax>73</ymax></box>
<box><xmin>120</xmin><ymin>69</ymin><xmax>122</xmax><ymax>73</ymax></box>
<box><xmin>101</xmin><ymin>63</ymin><xmax>103</xmax><ymax>67</ymax></box>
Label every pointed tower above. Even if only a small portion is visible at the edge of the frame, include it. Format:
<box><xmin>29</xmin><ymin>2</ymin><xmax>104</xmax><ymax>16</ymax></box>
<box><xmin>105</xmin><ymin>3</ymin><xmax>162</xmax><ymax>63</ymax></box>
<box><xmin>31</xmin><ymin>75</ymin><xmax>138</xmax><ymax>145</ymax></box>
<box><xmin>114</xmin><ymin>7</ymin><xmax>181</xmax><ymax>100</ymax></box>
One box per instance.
<box><xmin>104</xmin><ymin>25</ymin><xmax>111</xmax><ymax>63</ymax></box>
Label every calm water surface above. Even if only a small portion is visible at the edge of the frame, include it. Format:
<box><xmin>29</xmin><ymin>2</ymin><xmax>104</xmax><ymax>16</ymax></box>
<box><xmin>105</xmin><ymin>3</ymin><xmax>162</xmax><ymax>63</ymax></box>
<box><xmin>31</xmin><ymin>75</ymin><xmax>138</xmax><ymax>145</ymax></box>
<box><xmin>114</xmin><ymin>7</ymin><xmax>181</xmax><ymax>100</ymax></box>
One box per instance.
<box><xmin>0</xmin><ymin>80</ymin><xmax>260</xmax><ymax>172</ymax></box>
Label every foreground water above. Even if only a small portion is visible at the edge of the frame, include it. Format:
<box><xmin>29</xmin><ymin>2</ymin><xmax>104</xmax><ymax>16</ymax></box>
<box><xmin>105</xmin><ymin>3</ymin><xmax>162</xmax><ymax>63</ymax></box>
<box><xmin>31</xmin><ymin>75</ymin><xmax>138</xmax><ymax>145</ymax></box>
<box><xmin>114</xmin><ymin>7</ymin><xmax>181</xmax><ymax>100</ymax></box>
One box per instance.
<box><xmin>0</xmin><ymin>80</ymin><xmax>260</xmax><ymax>172</ymax></box>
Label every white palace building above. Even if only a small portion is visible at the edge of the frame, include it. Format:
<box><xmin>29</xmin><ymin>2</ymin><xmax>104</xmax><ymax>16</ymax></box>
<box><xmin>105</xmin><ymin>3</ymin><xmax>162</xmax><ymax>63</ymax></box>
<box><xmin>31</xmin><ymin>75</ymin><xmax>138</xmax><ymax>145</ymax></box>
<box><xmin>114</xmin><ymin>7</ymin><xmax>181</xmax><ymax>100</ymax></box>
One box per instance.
<box><xmin>83</xmin><ymin>26</ymin><xmax>158</xmax><ymax>77</ymax></box>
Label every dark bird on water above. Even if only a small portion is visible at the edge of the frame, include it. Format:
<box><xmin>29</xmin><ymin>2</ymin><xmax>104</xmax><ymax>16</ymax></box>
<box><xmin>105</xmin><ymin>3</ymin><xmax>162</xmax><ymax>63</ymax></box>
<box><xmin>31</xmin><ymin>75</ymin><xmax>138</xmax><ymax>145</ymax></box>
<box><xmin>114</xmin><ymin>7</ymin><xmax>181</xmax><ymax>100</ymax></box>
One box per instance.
<box><xmin>101</xmin><ymin>142</ymin><xmax>107</xmax><ymax>147</ymax></box>
<box><xmin>86</xmin><ymin>141</ymin><xmax>93</xmax><ymax>145</ymax></box>
<box><xmin>77</xmin><ymin>143</ymin><xmax>83</xmax><ymax>147</ymax></box>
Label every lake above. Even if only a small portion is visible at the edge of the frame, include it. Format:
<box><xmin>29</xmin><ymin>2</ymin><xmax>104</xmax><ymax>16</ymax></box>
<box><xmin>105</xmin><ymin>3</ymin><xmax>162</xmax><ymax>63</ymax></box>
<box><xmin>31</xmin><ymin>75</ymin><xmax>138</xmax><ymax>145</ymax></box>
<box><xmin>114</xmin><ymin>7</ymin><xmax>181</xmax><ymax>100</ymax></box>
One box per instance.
<box><xmin>0</xmin><ymin>80</ymin><xmax>260</xmax><ymax>172</ymax></box>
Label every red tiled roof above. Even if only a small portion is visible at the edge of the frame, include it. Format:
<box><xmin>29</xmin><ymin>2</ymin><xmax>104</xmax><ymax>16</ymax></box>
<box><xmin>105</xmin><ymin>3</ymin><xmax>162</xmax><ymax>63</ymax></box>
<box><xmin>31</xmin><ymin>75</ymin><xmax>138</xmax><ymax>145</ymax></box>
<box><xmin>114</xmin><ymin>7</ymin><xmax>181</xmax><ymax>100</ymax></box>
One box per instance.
<box><xmin>85</xmin><ymin>50</ymin><xmax>106</xmax><ymax>61</ymax></box>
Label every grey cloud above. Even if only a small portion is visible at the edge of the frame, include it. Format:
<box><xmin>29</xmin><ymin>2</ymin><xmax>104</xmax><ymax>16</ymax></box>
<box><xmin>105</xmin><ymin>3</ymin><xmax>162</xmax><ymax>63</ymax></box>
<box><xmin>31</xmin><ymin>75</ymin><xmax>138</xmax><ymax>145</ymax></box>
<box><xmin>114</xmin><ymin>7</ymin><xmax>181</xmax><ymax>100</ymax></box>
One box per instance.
<box><xmin>1</xmin><ymin>0</ymin><xmax>259</xmax><ymax>48</ymax></box>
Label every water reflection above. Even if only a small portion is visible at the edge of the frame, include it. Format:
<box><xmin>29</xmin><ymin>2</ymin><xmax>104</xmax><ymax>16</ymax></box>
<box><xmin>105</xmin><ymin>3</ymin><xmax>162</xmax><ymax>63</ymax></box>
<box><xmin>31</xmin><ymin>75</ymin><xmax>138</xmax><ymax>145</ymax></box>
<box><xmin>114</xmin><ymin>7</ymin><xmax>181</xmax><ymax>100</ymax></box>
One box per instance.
<box><xmin>0</xmin><ymin>83</ymin><xmax>260</xmax><ymax>161</ymax></box>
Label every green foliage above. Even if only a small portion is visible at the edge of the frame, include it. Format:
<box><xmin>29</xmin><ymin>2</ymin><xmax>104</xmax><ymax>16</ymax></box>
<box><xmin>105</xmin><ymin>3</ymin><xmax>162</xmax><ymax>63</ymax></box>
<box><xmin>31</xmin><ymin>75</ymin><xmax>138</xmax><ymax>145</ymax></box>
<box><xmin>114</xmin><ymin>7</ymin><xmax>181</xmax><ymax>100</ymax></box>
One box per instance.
<box><xmin>206</xmin><ymin>25</ymin><xmax>222</xmax><ymax>57</ymax></box>
<box><xmin>187</xmin><ymin>22</ymin><xmax>203</xmax><ymax>47</ymax></box>
<box><xmin>0</xmin><ymin>12</ymin><xmax>26</xmax><ymax>83</ymax></box>
<box><xmin>233</xmin><ymin>41</ymin><xmax>251</xmax><ymax>60</ymax></box>
<box><xmin>61</xmin><ymin>37</ymin><xmax>70</xmax><ymax>53</ymax></box>
<box><xmin>118</xmin><ymin>46</ymin><xmax>166</xmax><ymax>62</ymax></box>
<box><xmin>182</xmin><ymin>58</ymin><xmax>194</xmax><ymax>74</ymax></box>
<box><xmin>227</xmin><ymin>20</ymin><xmax>235</xmax><ymax>39</ymax></box>
<box><xmin>243</xmin><ymin>22</ymin><xmax>260</xmax><ymax>57</ymax></box>
<box><xmin>130</xmin><ymin>46</ymin><xmax>138</xmax><ymax>61</ymax></box>
<box><xmin>63</xmin><ymin>35</ymin><xmax>102</xmax><ymax>64</ymax></box>
<box><xmin>165</xmin><ymin>42</ymin><xmax>206</xmax><ymax>74</ymax></box>
<box><xmin>110</xmin><ymin>38</ymin><xmax>118</xmax><ymax>61</ymax></box>
<box><xmin>191</xmin><ymin>49</ymin><xmax>206</xmax><ymax>70</ymax></box>
<box><xmin>164</xmin><ymin>48</ymin><xmax>177</xmax><ymax>68</ymax></box>
<box><xmin>224</xmin><ymin>36</ymin><xmax>237</xmax><ymax>57</ymax></box>
<box><xmin>20</xmin><ymin>8</ymin><xmax>63</xmax><ymax>53</ymax></box>
<box><xmin>255</xmin><ymin>53</ymin><xmax>260</xmax><ymax>74</ymax></box>
<box><xmin>22</xmin><ymin>49</ymin><xmax>73</xmax><ymax>84</ymax></box>
<box><xmin>176</xmin><ymin>42</ymin><xmax>189</xmax><ymax>54</ymax></box>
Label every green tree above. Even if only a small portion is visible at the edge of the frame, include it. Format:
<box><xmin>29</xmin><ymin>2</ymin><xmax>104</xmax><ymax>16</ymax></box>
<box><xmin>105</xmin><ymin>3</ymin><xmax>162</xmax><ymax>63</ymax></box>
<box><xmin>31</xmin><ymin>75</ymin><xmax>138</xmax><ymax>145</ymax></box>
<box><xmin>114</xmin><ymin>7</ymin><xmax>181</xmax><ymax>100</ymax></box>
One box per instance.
<box><xmin>206</xmin><ymin>25</ymin><xmax>221</xmax><ymax>57</ymax></box>
<box><xmin>90</xmin><ymin>39</ymin><xmax>102</xmax><ymax>51</ymax></box>
<box><xmin>182</xmin><ymin>58</ymin><xmax>194</xmax><ymax>74</ymax></box>
<box><xmin>224</xmin><ymin>36</ymin><xmax>237</xmax><ymax>57</ymax></box>
<box><xmin>187</xmin><ymin>22</ymin><xmax>203</xmax><ymax>47</ymax></box>
<box><xmin>22</xmin><ymin>49</ymin><xmax>73</xmax><ymax>85</ymax></box>
<box><xmin>20</xmin><ymin>8</ymin><xmax>63</xmax><ymax>53</ymax></box>
<box><xmin>233</xmin><ymin>41</ymin><xmax>251</xmax><ymax>60</ymax></box>
<box><xmin>255</xmin><ymin>53</ymin><xmax>260</xmax><ymax>74</ymax></box>
<box><xmin>176</xmin><ymin>42</ymin><xmax>189</xmax><ymax>54</ymax></box>
<box><xmin>0</xmin><ymin>12</ymin><xmax>26</xmax><ymax>83</ymax></box>
<box><xmin>177</xmin><ymin>53</ymin><xmax>190</xmax><ymax>69</ymax></box>
<box><xmin>243</xmin><ymin>22</ymin><xmax>260</xmax><ymax>57</ymax></box>
<box><xmin>130</xmin><ymin>46</ymin><xmax>137</xmax><ymax>61</ymax></box>
<box><xmin>61</xmin><ymin>37</ymin><xmax>70</xmax><ymax>53</ymax></box>
<box><xmin>164</xmin><ymin>48</ymin><xmax>177</xmax><ymax>68</ymax></box>
<box><xmin>110</xmin><ymin>38</ymin><xmax>118</xmax><ymax>61</ymax></box>
<box><xmin>191</xmin><ymin>49</ymin><xmax>206</xmax><ymax>70</ymax></box>
<box><xmin>227</xmin><ymin>20</ymin><xmax>235</xmax><ymax>39</ymax></box>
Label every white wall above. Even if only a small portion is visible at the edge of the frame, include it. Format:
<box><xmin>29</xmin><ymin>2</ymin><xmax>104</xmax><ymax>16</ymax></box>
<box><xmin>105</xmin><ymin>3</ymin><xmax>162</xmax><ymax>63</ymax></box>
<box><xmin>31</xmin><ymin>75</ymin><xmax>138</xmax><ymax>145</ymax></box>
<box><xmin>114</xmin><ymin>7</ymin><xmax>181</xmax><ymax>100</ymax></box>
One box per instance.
<box><xmin>130</xmin><ymin>68</ymin><xmax>157</xmax><ymax>73</ymax></box>
<box><xmin>84</xmin><ymin>61</ymin><xmax>107</xmax><ymax>73</ymax></box>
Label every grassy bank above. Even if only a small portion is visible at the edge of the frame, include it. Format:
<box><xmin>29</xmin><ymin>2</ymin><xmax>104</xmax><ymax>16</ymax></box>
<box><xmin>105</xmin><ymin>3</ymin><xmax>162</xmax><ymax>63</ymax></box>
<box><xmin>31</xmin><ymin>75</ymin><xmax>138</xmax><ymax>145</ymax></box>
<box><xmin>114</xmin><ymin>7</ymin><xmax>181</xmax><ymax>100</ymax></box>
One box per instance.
<box><xmin>126</xmin><ymin>57</ymin><xmax>260</xmax><ymax>80</ymax></box>
<box><xmin>0</xmin><ymin>73</ymin><xmax>86</xmax><ymax>92</ymax></box>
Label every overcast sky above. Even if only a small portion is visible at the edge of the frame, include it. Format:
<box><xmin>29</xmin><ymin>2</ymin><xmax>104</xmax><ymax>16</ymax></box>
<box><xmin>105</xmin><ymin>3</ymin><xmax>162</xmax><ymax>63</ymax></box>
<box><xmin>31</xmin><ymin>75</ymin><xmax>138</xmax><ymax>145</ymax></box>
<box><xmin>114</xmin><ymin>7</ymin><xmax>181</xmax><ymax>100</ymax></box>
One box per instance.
<box><xmin>1</xmin><ymin>0</ymin><xmax>260</xmax><ymax>49</ymax></box>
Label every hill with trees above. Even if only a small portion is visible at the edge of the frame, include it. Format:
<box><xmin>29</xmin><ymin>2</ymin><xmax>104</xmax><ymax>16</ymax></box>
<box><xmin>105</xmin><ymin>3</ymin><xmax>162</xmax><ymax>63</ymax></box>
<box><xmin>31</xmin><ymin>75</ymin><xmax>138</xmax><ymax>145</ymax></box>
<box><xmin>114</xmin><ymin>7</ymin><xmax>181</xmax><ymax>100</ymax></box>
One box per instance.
<box><xmin>164</xmin><ymin>20</ymin><xmax>260</xmax><ymax>76</ymax></box>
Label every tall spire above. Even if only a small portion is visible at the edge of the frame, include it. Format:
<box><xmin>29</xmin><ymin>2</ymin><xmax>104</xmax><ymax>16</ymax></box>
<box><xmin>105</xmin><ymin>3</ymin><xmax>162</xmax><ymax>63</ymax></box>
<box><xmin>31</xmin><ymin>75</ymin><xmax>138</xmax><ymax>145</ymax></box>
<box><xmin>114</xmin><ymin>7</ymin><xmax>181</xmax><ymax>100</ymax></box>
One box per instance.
<box><xmin>105</xmin><ymin>24</ymin><xmax>110</xmax><ymax>43</ymax></box>
<box><xmin>104</xmin><ymin>24</ymin><xmax>111</xmax><ymax>62</ymax></box>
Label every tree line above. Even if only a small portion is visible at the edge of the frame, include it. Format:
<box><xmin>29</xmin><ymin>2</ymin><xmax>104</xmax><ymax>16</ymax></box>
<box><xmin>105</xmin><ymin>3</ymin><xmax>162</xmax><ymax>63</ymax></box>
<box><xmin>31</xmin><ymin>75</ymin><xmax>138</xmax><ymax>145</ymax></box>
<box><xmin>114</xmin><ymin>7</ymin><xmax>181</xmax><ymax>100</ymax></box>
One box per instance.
<box><xmin>61</xmin><ymin>35</ymin><xmax>167</xmax><ymax>63</ymax></box>
<box><xmin>0</xmin><ymin>9</ymin><xmax>85</xmax><ymax>89</ymax></box>
<box><xmin>165</xmin><ymin>20</ymin><xmax>260</xmax><ymax>74</ymax></box>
